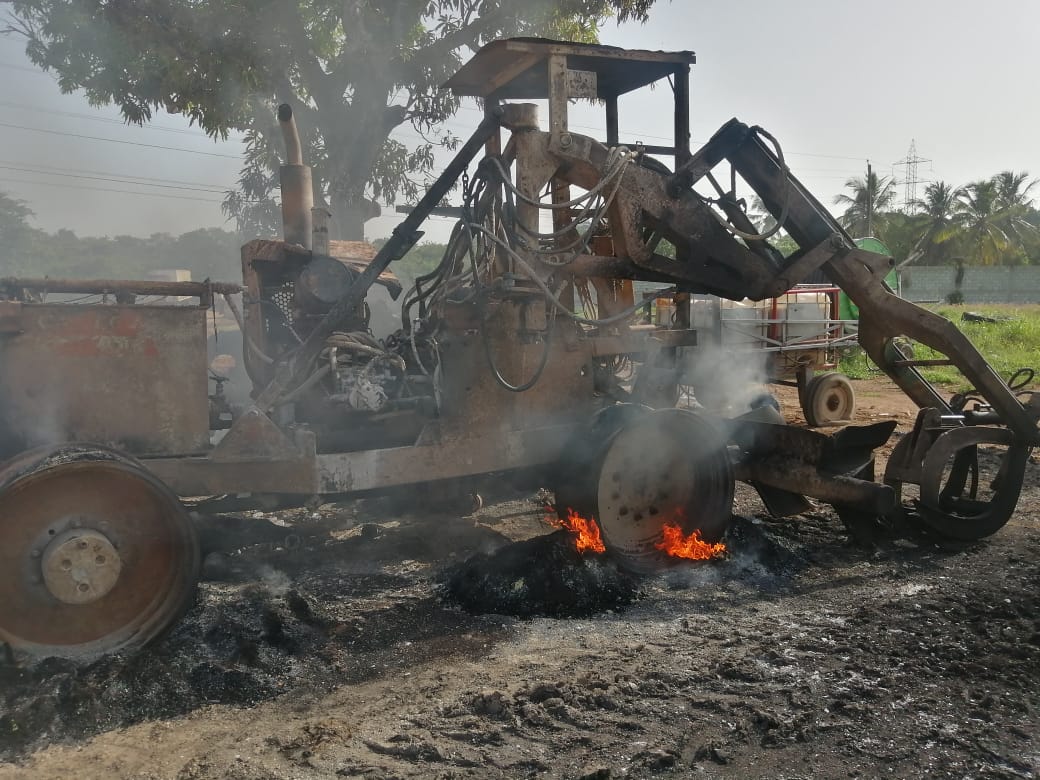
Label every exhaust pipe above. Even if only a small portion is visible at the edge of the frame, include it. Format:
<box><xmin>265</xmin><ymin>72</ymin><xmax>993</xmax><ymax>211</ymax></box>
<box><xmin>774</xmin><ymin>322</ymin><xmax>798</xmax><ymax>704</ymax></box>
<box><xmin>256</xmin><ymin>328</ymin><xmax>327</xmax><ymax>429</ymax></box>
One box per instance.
<box><xmin>278</xmin><ymin>104</ymin><xmax>313</xmax><ymax>249</ymax></box>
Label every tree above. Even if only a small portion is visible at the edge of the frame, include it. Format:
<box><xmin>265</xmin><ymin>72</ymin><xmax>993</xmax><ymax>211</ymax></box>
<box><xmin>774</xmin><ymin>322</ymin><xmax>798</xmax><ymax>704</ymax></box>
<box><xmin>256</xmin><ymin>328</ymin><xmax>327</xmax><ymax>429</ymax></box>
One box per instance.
<box><xmin>0</xmin><ymin>192</ymin><xmax>40</xmax><ymax>275</ymax></box>
<box><xmin>906</xmin><ymin>181</ymin><xmax>958</xmax><ymax>265</ymax></box>
<box><xmin>8</xmin><ymin>1</ymin><xmax>657</xmax><ymax>240</ymax></box>
<box><xmin>950</xmin><ymin>179</ymin><xmax>1012</xmax><ymax>266</ymax></box>
<box><xmin>0</xmin><ymin>192</ymin><xmax>33</xmax><ymax>243</ymax></box>
<box><xmin>993</xmin><ymin>170</ymin><xmax>1037</xmax><ymax>212</ymax></box>
<box><xmin>833</xmin><ymin>171</ymin><xmax>897</xmax><ymax>238</ymax></box>
<box><xmin>747</xmin><ymin>195</ymin><xmax>796</xmax><ymax>257</ymax></box>
<box><xmin>992</xmin><ymin>170</ymin><xmax>1038</xmax><ymax>253</ymax></box>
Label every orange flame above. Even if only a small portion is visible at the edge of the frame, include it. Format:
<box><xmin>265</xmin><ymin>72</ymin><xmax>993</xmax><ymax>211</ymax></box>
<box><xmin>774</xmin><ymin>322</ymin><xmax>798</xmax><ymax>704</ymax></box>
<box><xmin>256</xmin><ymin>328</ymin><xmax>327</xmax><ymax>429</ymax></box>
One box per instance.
<box><xmin>654</xmin><ymin>521</ymin><xmax>726</xmax><ymax>561</ymax></box>
<box><xmin>552</xmin><ymin>508</ymin><xmax>607</xmax><ymax>554</ymax></box>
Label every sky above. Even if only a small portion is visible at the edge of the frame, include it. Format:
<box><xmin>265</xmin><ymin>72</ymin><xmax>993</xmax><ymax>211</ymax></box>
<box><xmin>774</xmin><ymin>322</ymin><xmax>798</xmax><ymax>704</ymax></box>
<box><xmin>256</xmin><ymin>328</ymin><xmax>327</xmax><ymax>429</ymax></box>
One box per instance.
<box><xmin>0</xmin><ymin>0</ymin><xmax>1037</xmax><ymax>245</ymax></box>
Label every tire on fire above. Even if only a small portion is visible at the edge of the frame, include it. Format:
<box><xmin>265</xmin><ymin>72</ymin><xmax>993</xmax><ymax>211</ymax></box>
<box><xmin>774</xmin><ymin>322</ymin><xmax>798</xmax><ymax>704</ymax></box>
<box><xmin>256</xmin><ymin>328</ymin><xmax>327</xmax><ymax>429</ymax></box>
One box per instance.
<box><xmin>553</xmin><ymin>407</ymin><xmax>734</xmax><ymax>574</ymax></box>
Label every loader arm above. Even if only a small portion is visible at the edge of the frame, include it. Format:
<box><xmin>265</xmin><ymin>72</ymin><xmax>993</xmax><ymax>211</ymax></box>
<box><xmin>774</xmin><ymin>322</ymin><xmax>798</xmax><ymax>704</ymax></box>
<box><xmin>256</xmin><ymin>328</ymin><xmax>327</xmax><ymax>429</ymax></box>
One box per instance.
<box><xmin>534</xmin><ymin>118</ymin><xmax>1038</xmax><ymax>539</ymax></box>
<box><xmin>545</xmin><ymin>120</ymin><xmax>1038</xmax><ymax>443</ymax></box>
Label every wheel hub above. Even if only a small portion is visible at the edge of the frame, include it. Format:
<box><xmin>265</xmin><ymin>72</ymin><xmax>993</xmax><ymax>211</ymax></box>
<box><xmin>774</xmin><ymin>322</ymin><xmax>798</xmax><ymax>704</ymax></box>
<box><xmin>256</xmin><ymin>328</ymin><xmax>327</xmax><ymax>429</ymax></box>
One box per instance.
<box><xmin>40</xmin><ymin>528</ymin><xmax>123</xmax><ymax>605</ymax></box>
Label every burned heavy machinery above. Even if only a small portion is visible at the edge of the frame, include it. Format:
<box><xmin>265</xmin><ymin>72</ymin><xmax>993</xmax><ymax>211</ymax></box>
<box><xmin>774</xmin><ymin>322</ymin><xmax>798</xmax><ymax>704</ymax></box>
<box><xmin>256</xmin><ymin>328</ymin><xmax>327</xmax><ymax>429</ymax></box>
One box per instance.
<box><xmin>1</xmin><ymin>38</ymin><xmax>1037</xmax><ymax>661</ymax></box>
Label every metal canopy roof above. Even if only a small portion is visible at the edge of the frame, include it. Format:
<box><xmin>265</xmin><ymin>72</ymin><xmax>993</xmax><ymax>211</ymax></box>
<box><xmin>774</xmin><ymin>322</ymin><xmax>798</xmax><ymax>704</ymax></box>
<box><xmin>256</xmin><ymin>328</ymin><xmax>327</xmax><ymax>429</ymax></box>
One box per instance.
<box><xmin>443</xmin><ymin>38</ymin><xmax>696</xmax><ymax>100</ymax></box>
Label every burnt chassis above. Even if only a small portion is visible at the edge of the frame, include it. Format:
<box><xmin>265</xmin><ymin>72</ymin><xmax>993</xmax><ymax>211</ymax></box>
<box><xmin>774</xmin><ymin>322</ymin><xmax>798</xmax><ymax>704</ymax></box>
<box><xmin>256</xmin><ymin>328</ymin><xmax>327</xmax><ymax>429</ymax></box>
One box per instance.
<box><xmin>1</xmin><ymin>38</ymin><xmax>1037</xmax><ymax>661</ymax></box>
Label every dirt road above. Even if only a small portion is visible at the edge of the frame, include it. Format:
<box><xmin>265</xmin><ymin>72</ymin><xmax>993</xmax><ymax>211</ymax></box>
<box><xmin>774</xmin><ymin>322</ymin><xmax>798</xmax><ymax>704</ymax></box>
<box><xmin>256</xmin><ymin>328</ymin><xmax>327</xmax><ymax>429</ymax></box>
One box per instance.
<box><xmin>1</xmin><ymin>377</ymin><xmax>1037</xmax><ymax>779</ymax></box>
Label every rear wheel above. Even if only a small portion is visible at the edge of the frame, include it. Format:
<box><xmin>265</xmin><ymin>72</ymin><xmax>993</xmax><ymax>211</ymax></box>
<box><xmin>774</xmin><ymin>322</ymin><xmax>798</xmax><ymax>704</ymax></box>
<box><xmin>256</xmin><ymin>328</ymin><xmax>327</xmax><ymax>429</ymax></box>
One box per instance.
<box><xmin>0</xmin><ymin>444</ymin><xmax>199</xmax><ymax>661</ymax></box>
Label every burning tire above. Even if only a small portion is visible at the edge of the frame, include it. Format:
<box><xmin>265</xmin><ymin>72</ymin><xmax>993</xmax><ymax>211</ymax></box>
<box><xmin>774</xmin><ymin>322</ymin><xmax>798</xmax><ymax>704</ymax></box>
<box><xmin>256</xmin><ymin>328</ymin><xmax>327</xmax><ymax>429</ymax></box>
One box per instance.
<box><xmin>0</xmin><ymin>444</ymin><xmax>199</xmax><ymax>661</ymax></box>
<box><xmin>554</xmin><ymin>408</ymin><xmax>733</xmax><ymax>574</ymax></box>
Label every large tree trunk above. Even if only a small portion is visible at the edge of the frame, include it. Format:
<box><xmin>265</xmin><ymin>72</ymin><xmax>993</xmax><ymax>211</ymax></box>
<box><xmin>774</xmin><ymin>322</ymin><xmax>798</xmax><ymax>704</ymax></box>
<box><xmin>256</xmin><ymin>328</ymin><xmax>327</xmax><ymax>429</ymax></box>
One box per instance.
<box><xmin>328</xmin><ymin>192</ymin><xmax>380</xmax><ymax>241</ymax></box>
<box><xmin>330</xmin><ymin>202</ymin><xmax>365</xmax><ymax>241</ymax></box>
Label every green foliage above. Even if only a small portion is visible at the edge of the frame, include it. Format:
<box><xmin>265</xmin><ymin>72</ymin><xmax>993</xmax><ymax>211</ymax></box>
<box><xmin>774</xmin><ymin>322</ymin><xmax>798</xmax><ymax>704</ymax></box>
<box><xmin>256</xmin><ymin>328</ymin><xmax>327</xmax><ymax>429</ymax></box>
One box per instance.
<box><xmin>839</xmin><ymin>304</ymin><xmax>1040</xmax><ymax>391</ymax></box>
<box><xmin>0</xmin><ymin>193</ymin><xmax>243</xmax><ymax>280</ymax></box>
<box><xmin>843</xmin><ymin>170</ymin><xmax>1039</xmax><ymax>268</ymax></box>
<box><xmin>949</xmin><ymin>179</ymin><xmax>1012</xmax><ymax>266</ymax></box>
<box><xmin>904</xmin><ymin>181</ymin><xmax>958</xmax><ymax>265</ymax></box>
<box><xmin>833</xmin><ymin>171</ymin><xmax>896</xmax><ymax>237</ymax></box>
<box><xmin>909</xmin><ymin>305</ymin><xmax>1040</xmax><ymax>389</ymax></box>
<box><xmin>0</xmin><ymin>193</ymin><xmax>36</xmax><ymax>274</ymax></box>
<box><xmin>373</xmin><ymin>239</ymin><xmax>447</xmax><ymax>287</ymax></box>
<box><xmin>9</xmin><ymin>0</ymin><xmax>658</xmax><ymax>240</ymax></box>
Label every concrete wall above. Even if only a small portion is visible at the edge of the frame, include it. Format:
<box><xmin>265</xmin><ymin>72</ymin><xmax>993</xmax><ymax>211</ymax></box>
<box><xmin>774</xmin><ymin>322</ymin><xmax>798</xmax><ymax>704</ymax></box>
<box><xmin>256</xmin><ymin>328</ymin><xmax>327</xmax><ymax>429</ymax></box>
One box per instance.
<box><xmin>899</xmin><ymin>266</ymin><xmax>1040</xmax><ymax>304</ymax></box>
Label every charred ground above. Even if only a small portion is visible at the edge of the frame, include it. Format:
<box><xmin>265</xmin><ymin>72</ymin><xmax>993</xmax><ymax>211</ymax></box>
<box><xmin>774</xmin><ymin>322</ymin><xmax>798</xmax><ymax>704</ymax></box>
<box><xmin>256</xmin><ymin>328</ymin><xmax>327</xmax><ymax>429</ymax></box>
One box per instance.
<box><xmin>0</xmin><ymin>378</ymin><xmax>1038</xmax><ymax>779</ymax></box>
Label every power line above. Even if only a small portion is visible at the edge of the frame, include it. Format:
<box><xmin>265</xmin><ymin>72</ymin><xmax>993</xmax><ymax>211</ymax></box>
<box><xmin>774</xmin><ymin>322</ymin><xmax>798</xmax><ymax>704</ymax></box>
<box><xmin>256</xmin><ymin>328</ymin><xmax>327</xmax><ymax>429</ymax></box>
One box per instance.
<box><xmin>0</xmin><ymin>176</ymin><xmax>228</xmax><ymax>203</ymax></box>
<box><xmin>0</xmin><ymin>159</ymin><xmax>233</xmax><ymax>190</ymax></box>
<box><xmin>0</xmin><ymin>164</ymin><xmax>231</xmax><ymax>194</ymax></box>
<box><xmin>0</xmin><ymin>99</ymin><xmax>240</xmax><ymax>139</ymax></box>
<box><xmin>0</xmin><ymin>121</ymin><xmax>243</xmax><ymax>158</ymax></box>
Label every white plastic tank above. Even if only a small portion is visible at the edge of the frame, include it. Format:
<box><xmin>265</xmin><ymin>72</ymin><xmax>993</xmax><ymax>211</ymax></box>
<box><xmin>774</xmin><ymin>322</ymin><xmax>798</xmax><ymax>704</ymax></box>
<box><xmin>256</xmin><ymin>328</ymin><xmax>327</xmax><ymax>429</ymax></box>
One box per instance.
<box><xmin>689</xmin><ymin>296</ymin><xmax>717</xmax><ymax>332</ymax></box>
<box><xmin>719</xmin><ymin>298</ymin><xmax>766</xmax><ymax>350</ymax></box>
<box><xmin>778</xmin><ymin>291</ymin><xmax>829</xmax><ymax>345</ymax></box>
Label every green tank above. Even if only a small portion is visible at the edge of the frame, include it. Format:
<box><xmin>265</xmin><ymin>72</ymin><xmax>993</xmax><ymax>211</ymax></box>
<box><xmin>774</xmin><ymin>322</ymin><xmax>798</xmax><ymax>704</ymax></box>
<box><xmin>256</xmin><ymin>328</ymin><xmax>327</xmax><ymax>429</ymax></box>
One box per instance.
<box><xmin>839</xmin><ymin>237</ymin><xmax>899</xmax><ymax>320</ymax></box>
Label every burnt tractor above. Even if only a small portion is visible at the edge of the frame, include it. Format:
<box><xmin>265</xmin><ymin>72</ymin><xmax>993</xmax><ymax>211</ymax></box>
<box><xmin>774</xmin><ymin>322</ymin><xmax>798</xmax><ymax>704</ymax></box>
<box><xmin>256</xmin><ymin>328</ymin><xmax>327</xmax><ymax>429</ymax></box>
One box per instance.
<box><xmin>1</xmin><ymin>39</ymin><xmax>1036</xmax><ymax>662</ymax></box>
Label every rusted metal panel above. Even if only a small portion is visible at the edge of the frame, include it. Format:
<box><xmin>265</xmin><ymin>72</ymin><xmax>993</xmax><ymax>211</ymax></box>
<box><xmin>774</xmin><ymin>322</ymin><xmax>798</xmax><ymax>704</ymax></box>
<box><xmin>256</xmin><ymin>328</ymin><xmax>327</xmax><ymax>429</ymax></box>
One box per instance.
<box><xmin>209</xmin><ymin>408</ymin><xmax>304</xmax><ymax>462</ymax></box>
<box><xmin>436</xmin><ymin>297</ymin><xmax>601</xmax><ymax>436</ymax></box>
<box><xmin>240</xmin><ymin>239</ymin><xmax>401</xmax><ymax>296</ymax></box>
<box><xmin>738</xmin><ymin>459</ymin><xmax>896</xmax><ymax>516</ymax></box>
<box><xmin>589</xmin><ymin>328</ymin><xmax>697</xmax><ymax>357</ymax></box>
<box><xmin>0</xmin><ymin>278</ymin><xmax>240</xmax><ymax>306</ymax></box>
<box><xmin>548</xmin><ymin>55</ymin><xmax>569</xmax><ymax>139</ymax></box>
<box><xmin>444</xmin><ymin>38</ymin><xmax>695</xmax><ymax>99</ymax></box>
<box><xmin>147</xmin><ymin>422</ymin><xmax>577</xmax><ymax>497</ymax></box>
<box><xmin>0</xmin><ymin>301</ymin><xmax>21</xmax><ymax>334</ymax></box>
<box><xmin>0</xmin><ymin>303</ymin><xmax>210</xmax><ymax>456</ymax></box>
<box><xmin>315</xmin><ymin>424</ymin><xmax>578</xmax><ymax>493</ymax></box>
<box><xmin>566</xmin><ymin>69</ymin><xmax>597</xmax><ymax>100</ymax></box>
<box><xmin>145</xmin><ymin>455</ymin><xmax>319</xmax><ymax>496</ymax></box>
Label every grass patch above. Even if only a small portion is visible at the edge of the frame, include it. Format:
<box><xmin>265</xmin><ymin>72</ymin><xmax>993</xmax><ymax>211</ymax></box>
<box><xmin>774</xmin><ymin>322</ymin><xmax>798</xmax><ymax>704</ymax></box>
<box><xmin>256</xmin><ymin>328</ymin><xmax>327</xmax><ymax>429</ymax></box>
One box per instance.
<box><xmin>837</xmin><ymin>304</ymin><xmax>1040</xmax><ymax>391</ymax></box>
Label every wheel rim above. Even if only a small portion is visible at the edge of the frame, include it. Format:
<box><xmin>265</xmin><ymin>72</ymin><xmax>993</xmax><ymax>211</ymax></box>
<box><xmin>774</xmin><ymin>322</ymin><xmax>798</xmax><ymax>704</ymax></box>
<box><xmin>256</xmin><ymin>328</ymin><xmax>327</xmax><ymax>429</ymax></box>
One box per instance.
<box><xmin>0</xmin><ymin>446</ymin><xmax>199</xmax><ymax>660</ymax></box>
<box><xmin>807</xmin><ymin>373</ymin><xmax>855</xmax><ymax>426</ymax></box>
<box><xmin>595</xmin><ymin>409</ymin><xmax>733</xmax><ymax>573</ymax></box>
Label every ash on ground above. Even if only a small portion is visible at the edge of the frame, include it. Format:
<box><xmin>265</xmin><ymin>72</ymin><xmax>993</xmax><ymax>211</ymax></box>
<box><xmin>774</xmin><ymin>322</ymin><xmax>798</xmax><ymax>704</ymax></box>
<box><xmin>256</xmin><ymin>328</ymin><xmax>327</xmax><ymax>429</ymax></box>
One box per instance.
<box><xmin>0</xmin><ymin>502</ymin><xmax>813</xmax><ymax>762</ymax></box>
<box><xmin>438</xmin><ymin>529</ymin><xmax>641</xmax><ymax>617</ymax></box>
<box><xmin>0</xmin><ymin>501</ymin><xmax>517</xmax><ymax>762</ymax></box>
<box><xmin>438</xmin><ymin>516</ymin><xmax>806</xmax><ymax>617</ymax></box>
<box><xmin>657</xmin><ymin>514</ymin><xmax>809</xmax><ymax>591</ymax></box>
<box><xmin>4</xmin><ymin>472</ymin><xmax>1038</xmax><ymax>780</ymax></box>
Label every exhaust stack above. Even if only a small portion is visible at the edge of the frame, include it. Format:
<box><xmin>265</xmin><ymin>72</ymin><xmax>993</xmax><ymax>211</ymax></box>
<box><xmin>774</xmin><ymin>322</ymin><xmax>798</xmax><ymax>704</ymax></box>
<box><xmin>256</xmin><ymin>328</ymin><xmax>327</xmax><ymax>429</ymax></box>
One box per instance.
<box><xmin>277</xmin><ymin>104</ymin><xmax>313</xmax><ymax>249</ymax></box>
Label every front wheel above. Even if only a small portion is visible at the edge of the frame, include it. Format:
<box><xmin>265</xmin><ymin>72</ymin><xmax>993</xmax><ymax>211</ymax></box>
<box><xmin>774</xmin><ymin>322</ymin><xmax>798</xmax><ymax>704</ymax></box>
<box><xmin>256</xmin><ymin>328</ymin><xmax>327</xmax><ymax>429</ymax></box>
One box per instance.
<box><xmin>0</xmin><ymin>444</ymin><xmax>199</xmax><ymax>661</ymax></box>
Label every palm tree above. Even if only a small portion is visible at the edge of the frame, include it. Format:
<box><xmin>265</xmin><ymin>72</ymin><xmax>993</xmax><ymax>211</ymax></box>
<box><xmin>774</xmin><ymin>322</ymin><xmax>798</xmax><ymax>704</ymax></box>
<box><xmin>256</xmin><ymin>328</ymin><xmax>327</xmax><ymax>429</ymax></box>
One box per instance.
<box><xmin>992</xmin><ymin>170</ymin><xmax>1038</xmax><ymax>250</ymax></box>
<box><xmin>748</xmin><ymin>196</ymin><xmax>777</xmax><ymax>234</ymax></box>
<box><xmin>834</xmin><ymin>172</ymin><xmax>897</xmax><ymax>238</ymax></box>
<box><xmin>905</xmin><ymin>181</ymin><xmax>958</xmax><ymax>265</ymax></box>
<box><xmin>993</xmin><ymin>170</ymin><xmax>1037</xmax><ymax>211</ymax></box>
<box><xmin>949</xmin><ymin>180</ymin><xmax>1011</xmax><ymax>266</ymax></box>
